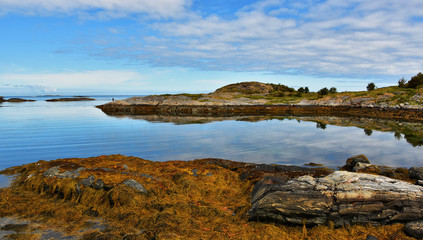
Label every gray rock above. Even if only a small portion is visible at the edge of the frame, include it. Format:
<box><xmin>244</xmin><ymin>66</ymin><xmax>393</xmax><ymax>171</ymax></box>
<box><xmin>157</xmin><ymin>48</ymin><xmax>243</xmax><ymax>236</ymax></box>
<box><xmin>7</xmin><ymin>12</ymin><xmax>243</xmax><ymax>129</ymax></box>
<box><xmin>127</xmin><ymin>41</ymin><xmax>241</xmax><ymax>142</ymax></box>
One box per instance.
<box><xmin>122</xmin><ymin>179</ymin><xmax>147</xmax><ymax>194</ymax></box>
<box><xmin>43</xmin><ymin>166</ymin><xmax>85</xmax><ymax>179</ymax></box>
<box><xmin>249</xmin><ymin>171</ymin><xmax>423</xmax><ymax>227</ymax></box>
<box><xmin>405</xmin><ymin>221</ymin><xmax>423</xmax><ymax>239</ymax></box>
<box><xmin>410</xmin><ymin>167</ymin><xmax>423</xmax><ymax>180</ymax></box>
<box><xmin>352</xmin><ymin>162</ymin><xmax>378</xmax><ymax>172</ymax></box>
<box><xmin>92</xmin><ymin>179</ymin><xmax>105</xmax><ymax>190</ymax></box>
<box><xmin>80</xmin><ymin>175</ymin><xmax>95</xmax><ymax>187</ymax></box>
<box><xmin>58</xmin><ymin>167</ymin><xmax>85</xmax><ymax>179</ymax></box>
<box><xmin>43</xmin><ymin>166</ymin><xmax>61</xmax><ymax>177</ymax></box>
<box><xmin>191</xmin><ymin>169</ymin><xmax>199</xmax><ymax>177</ymax></box>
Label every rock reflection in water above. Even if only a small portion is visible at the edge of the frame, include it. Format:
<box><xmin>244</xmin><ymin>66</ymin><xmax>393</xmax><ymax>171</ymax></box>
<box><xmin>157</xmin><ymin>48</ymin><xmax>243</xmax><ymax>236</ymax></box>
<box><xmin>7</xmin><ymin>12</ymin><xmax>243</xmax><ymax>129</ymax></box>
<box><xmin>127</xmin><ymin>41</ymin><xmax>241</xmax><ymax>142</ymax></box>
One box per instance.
<box><xmin>112</xmin><ymin>114</ymin><xmax>423</xmax><ymax>147</ymax></box>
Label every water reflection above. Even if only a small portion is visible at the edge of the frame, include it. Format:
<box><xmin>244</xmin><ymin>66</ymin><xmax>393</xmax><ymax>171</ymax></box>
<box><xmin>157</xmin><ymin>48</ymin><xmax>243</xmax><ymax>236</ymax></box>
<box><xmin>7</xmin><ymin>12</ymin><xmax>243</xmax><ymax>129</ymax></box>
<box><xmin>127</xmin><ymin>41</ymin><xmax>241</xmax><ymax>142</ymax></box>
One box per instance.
<box><xmin>112</xmin><ymin>114</ymin><xmax>423</xmax><ymax>147</ymax></box>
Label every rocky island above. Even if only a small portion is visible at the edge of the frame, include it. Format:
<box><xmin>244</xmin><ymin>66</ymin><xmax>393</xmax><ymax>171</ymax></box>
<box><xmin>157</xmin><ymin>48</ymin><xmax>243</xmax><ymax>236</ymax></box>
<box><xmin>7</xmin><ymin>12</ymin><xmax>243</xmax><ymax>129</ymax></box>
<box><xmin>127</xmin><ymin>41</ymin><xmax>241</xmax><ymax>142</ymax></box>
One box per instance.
<box><xmin>1</xmin><ymin>154</ymin><xmax>423</xmax><ymax>239</ymax></box>
<box><xmin>46</xmin><ymin>97</ymin><xmax>95</xmax><ymax>102</ymax></box>
<box><xmin>97</xmin><ymin>80</ymin><xmax>423</xmax><ymax>121</ymax></box>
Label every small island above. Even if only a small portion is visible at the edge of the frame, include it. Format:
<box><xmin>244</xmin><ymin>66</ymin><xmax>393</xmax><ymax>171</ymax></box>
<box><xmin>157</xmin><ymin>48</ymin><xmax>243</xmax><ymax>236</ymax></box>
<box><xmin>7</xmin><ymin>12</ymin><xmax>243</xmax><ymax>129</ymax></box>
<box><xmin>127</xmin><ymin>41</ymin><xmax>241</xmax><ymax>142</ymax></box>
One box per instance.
<box><xmin>97</xmin><ymin>73</ymin><xmax>423</xmax><ymax>121</ymax></box>
<box><xmin>46</xmin><ymin>97</ymin><xmax>95</xmax><ymax>102</ymax></box>
<box><xmin>0</xmin><ymin>97</ymin><xmax>36</xmax><ymax>103</ymax></box>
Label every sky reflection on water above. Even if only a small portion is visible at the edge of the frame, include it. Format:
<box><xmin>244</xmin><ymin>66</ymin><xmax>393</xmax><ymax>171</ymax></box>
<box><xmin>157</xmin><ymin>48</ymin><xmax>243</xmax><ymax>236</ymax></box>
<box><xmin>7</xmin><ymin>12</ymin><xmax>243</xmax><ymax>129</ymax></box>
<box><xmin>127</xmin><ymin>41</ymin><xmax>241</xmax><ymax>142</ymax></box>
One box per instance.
<box><xmin>0</xmin><ymin>98</ymin><xmax>422</xmax><ymax>172</ymax></box>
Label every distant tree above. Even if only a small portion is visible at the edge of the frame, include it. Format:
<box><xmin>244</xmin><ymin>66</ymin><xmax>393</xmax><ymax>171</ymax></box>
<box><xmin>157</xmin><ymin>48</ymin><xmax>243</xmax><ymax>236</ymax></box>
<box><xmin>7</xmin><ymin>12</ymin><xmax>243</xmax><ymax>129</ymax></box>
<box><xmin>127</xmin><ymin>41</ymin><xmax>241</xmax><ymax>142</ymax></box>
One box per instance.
<box><xmin>398</xmin><ymin>78</ymin><xmax>407</xmax><ymax>88</ymax></box>
<box><xmin>304</xmin><ymin>87</ymin><xmax>310</xmax><ymax>93</ymax></box>
<box><xmin>329</xmin><ymin>87</ymin><xmax>337</xmax><ymax>94</ymax></box>
<box><xmin>367</xmin><ymin>83</ymin><xmax>376</xmax><ymax>91</ymax></box>
<box><xmin>406</xmin><ymin>72</ymin><xmax>423</xmax><ymax>89</ymax></box>
<box><xmin>316</xmin><ymin>122</ymin><xmax>327</xmax><ymax>130</ymax></box>
<box><xmin>394</xmin><ymin>132</ymin><xmax>402</xmax><ymax>140</ymax></box>
<box><xmin>297</xmin><ymin>87</ymin><xmax>305</xmax><ymax>93</ymax></box>
<box><xmin>318</xmin><ymin>87</ymin><xmax>329</xmax><ymax>95</ymax></box>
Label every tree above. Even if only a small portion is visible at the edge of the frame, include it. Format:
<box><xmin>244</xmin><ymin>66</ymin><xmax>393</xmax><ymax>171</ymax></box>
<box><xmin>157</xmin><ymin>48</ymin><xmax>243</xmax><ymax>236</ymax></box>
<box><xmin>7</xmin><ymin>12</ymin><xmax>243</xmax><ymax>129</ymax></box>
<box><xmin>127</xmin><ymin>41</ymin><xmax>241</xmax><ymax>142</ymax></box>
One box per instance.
<box><xmin>318</xmin><ymin>87</ymin><xmax>329</xmax><ymax>95</ymax></box>
<box><xmin>329</xmin><ymin>87</ymin><xmax>337</xmax><ymax>94</ymax></box>
<box><xmin>297</xmin><ymin>87</ymin><xmax>305</xmax><ymax>93</ymax></box>
<box><xmin>406</xmin><ymin>72</ymin><xmax>423</xmax><ymax>89</ymax></box>
<box><xmin>367</xmin><ymin>83</ymin><xmax>376</xmax><ymax>91</ymax></box>
<box><xmin>304</xmin><ymin>87</ymin><xmax>310</xmax><ymax>93</ymax></box>
<box><xmin>398</xmin><ymin>78</ymin><xmax>406</xmax><ymax>88</ymax></box>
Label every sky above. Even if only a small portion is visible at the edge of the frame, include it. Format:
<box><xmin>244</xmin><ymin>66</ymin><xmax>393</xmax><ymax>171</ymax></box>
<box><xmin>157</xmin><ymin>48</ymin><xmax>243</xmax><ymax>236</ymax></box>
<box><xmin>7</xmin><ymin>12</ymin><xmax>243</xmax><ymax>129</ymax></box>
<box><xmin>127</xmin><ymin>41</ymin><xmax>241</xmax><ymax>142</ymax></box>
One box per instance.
<box><xmin>1</xmin><ymin>0</ymin><xmax>423</xmax><ymax>96</ymax></box>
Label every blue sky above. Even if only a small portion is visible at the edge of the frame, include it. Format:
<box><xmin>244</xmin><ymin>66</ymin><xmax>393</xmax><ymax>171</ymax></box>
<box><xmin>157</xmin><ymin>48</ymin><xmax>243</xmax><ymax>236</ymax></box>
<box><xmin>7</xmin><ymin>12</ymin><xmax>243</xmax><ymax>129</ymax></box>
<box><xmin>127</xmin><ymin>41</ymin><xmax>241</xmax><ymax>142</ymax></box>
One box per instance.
<box><xmin>1</xmin><ymin>0</ymin><xmax>423</xmax><ymax>95</ymax></box>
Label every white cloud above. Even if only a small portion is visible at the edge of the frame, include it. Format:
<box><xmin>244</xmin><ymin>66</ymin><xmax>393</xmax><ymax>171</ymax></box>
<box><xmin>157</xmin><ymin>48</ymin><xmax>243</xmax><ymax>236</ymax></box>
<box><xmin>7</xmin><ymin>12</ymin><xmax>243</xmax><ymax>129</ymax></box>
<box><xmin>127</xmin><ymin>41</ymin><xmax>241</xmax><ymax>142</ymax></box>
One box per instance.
<box><xmin>0</xmin><ymin>0</ymin><xmax>192</xmax><ymax>18</ymax></box>
<box><xmin>0</xmin><ymin>70</ymin><xmax>145</xmax><ymax>89</ymax></box>
<box><xmin>66</xmin><ymin>0</ymin><xmax>423</xmax><ymax>79</ymax></box>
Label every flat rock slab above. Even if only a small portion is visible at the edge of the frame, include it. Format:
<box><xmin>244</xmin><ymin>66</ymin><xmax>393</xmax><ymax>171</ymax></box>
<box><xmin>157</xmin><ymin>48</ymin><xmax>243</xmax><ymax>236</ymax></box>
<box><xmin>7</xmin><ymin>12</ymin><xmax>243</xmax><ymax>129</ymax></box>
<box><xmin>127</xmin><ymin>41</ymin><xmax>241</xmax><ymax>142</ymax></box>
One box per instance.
<box><xmin>249</xmin><ymin>171</ymin><xmax>423</xmax><ymax>227</ymax></box>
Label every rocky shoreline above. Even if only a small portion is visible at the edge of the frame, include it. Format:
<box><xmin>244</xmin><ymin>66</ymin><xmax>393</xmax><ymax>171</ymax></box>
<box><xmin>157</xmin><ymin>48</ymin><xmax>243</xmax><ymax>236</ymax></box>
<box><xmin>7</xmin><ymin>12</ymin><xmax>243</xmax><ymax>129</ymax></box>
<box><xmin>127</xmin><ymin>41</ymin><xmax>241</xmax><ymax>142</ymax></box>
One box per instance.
<box><xmin>1</xmin><ymin>155</ymin><xmax>423</xmax><ymax>239</ymax></box>
<box><xmin>97</xmin><ymin>103</ymin><xmax>423</xmax><ymax>121</ymax></box>
<box><xmin>96</xmin><ymin>81</ymin><xmax>423</xmax><ymax>121</ymax></box>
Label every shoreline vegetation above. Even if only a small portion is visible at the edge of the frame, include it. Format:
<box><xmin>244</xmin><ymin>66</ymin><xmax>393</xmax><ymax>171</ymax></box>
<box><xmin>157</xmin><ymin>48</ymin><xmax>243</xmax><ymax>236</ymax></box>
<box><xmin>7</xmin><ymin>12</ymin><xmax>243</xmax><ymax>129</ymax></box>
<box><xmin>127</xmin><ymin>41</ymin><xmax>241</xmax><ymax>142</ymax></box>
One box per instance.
<box><xmin>97</xmin><ymin>77</ymin><xmax>423</xmax><ymax>121</ymax></box>
<box><xmin>1</xmin><ymin>155</ymin><xmax>422</xmax><ymax>239</ymax></box>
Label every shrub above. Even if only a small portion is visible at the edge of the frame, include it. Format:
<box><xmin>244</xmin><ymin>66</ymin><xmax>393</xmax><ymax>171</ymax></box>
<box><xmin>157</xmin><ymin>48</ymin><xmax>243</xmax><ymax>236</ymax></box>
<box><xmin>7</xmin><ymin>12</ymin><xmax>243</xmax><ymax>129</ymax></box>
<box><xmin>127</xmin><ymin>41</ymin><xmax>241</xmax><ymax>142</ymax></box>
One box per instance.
<box><xmin>367</xmin><ymin>83</ymin><xmax>376</xmax><ymax>91</ymax></box>
<box><xmin>406</xmin><ymin>72</ymin><xmax>423</xmax><ymax>89</ymax></box>
<box><xmin>318</xmin><ymin>87</ymin><xmax>329</xmax><ymax>95</ymax></box>
<box><xmin>304</xmin><ymin>87</ymin><xmax>310</xmax><ymax>93</ymax></box>
<box><xmin>297</xmin><ymin>87</ymin><xmax>305</xmax><ymax>93</ymax></box>
<box><xmin>398</xmin><ymin>78</ymin><xmax>406</xmax><ymax>88</ymax></box>
<box><xmin>329</xmin><ymin>87</ymin><xmax>337</xmax><ymax>94</ymax></box>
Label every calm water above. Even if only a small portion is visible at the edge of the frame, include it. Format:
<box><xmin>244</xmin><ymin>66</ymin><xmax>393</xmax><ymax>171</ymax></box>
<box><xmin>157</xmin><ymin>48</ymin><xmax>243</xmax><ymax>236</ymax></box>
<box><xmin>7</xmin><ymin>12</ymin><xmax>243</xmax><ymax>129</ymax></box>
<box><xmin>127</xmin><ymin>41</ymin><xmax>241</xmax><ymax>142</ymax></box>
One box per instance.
<box><xmin>1</xmin><ymin>95</ymin><xmax>423</xmax><ymax>177</ymax></box>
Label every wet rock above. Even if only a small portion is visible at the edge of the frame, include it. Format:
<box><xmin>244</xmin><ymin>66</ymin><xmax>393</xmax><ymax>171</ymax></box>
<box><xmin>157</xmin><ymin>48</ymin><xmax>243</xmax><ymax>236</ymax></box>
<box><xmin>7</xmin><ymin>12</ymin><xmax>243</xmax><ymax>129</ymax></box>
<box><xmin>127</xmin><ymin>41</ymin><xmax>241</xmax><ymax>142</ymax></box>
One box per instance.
<box><xmin>344</xmin><ymin>154</ymin><xmax>370</xmax><ymax>170</ymax></box>
<box><xmin>249</xmin><ymin>171</ymin><xmax>423</xmax><ymax>227</ymax></box>
<box><xmin>43</xmin><ymin>166</ymin><xmax>61</xmax><ymax>177</ymax></box>
<box><xmin>409</xmin><ymin>167</ymin><xmax>423</xmax><ymax>180</ymax></box>
<box><xmin>43</xmin><ymin>166</ymin><xmax>85</xmax><ymax>178</ymax></box>
<box><xmin>404</xmin><ymin>220</ymin><xmax>423</xmax><ymax>239</ymax></box>
<box><xmin>122</xmin><ymin>179</ymin><xmax>147</xmax><ymax>194</ymax></box>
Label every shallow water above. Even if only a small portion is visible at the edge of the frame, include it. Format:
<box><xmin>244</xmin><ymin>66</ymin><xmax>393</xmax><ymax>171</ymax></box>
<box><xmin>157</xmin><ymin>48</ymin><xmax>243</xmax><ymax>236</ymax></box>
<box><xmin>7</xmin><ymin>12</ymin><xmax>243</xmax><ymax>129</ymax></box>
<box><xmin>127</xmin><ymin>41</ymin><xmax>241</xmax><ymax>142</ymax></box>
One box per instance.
<box><xmin>1</xmin><ymin>96</ymin><xmax>422</xmax><ymax>176</ymax></box>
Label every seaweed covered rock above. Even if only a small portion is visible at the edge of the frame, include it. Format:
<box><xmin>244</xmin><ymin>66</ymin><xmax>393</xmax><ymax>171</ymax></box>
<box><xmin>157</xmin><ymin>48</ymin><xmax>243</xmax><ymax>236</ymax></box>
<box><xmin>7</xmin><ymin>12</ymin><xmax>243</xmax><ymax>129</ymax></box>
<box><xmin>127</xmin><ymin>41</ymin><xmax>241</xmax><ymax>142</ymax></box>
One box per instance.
<box><xmin>409</xmin><ymin>167</ymin><xmax>423</xmax><ymax>180</ymax></box>
<box><xmin>249</xmin><ymin>171</ymin><xmax>423</xmax><ymax>227</ymax></box>
<box><xmin>344</xmin><ymin>154</ymin><xmax>370</xmax><ymax>171</ymax></box>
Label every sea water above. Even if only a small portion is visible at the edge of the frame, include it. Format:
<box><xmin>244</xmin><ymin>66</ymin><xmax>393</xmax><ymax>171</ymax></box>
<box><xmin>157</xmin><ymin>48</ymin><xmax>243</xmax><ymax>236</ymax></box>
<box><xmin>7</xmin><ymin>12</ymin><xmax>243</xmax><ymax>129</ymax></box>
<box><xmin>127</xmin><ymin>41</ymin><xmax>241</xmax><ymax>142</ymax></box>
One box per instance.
<box><xmin>1</xmin><ymin>95</ymin><xmax>422</xmax><ymax>181</ymax></box>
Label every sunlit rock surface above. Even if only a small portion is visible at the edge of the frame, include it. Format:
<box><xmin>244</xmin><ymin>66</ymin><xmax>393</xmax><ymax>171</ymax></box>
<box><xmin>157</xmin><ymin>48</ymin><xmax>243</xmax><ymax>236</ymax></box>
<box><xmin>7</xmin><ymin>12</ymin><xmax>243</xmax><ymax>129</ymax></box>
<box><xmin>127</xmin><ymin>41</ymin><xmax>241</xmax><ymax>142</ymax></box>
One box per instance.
<box><xmin>249</xmin><ymin>171</ymin><xmax>423</xmax><ymax>227</ymax></box>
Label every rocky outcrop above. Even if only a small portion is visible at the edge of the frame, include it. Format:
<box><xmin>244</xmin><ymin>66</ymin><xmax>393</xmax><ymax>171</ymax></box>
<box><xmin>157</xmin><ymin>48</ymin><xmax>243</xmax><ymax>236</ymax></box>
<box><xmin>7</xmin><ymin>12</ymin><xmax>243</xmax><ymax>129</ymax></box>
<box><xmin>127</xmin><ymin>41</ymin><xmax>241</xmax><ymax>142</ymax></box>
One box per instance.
<box><xmin>97</xmin><ymin>103</ymin><xmax>423</xmax><ymax>121</ymax></box>
<box><xmin>249</xmin><ymin>171</ymin><xmax>423</xmax><ymax>227</ymax></box>
<box><xmin>0</xmin><ymin>98</ymin><xmax>36</xmax><ymax>102</ymax></box>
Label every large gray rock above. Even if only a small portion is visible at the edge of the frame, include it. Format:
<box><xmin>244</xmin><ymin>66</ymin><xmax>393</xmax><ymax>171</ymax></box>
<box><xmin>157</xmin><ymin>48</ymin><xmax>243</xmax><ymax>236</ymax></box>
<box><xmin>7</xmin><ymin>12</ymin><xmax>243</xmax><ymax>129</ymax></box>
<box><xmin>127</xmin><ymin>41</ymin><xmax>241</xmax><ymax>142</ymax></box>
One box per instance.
<box><xmin>122</xmin><ymin>179</ymin><xmax>147</xmax><ymax>194</ymax></box>
<box><xmin>249</xmin><ymin>171</ymin><xmax>423</xmax><ymax>227</ymax></box>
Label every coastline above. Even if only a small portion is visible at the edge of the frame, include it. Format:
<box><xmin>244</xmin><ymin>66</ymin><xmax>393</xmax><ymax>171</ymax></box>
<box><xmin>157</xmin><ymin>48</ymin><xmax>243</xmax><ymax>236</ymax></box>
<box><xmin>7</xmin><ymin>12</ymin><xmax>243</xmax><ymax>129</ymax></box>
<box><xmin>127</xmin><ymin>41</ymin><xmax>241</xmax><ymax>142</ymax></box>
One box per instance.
<box><xmin>97</xmin><ymin>103</ymin><xmax>423</xmax><ymax>121</ymax></box>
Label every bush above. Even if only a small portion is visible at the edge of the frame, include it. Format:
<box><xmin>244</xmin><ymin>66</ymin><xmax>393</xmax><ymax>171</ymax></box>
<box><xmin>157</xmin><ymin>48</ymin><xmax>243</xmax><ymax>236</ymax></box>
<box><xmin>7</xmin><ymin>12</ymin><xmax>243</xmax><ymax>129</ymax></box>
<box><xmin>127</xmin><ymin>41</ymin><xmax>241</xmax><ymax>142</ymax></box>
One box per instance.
<box><xmin>406</xmin><ymin>72</ymin><xmax>423</xmax><ymax>89</ymax></box>
<box><xmin>318</xmin><ymin>87</ymin><xmax>329</xmax><ymax>95</ymax></box>
<box><xmin>297</xmin><ymin>87</ymin><xmax>305</xmax><ymax>93</ymax></box>
<box><xmin>329</xmin><ymin>87</ymin><xmax>337</xmax><ymax>94</ymax></box>
<box><xmin>304</xmin><ymin>87</ymin><xmax>310</xmax><ymax>93</ymax></box>
<box><xmin>367</xmin><ymin>83</ymin><xmax>376</xmax><ymax>91</ymax></box>
<box><xmin>398</xmin><ymin>78</ymin><xmax>406</xmax><ymax>88</ymax></box>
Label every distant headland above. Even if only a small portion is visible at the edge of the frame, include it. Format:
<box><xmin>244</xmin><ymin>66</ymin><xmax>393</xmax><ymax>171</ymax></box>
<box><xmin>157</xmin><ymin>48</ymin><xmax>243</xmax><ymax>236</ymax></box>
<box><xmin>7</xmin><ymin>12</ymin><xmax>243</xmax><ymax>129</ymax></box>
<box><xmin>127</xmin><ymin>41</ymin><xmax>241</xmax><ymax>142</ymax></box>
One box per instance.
<box><xmin>97</xmin><ymin>73</ymin><xmax>423</xmax><ymax>121</ymax></box>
